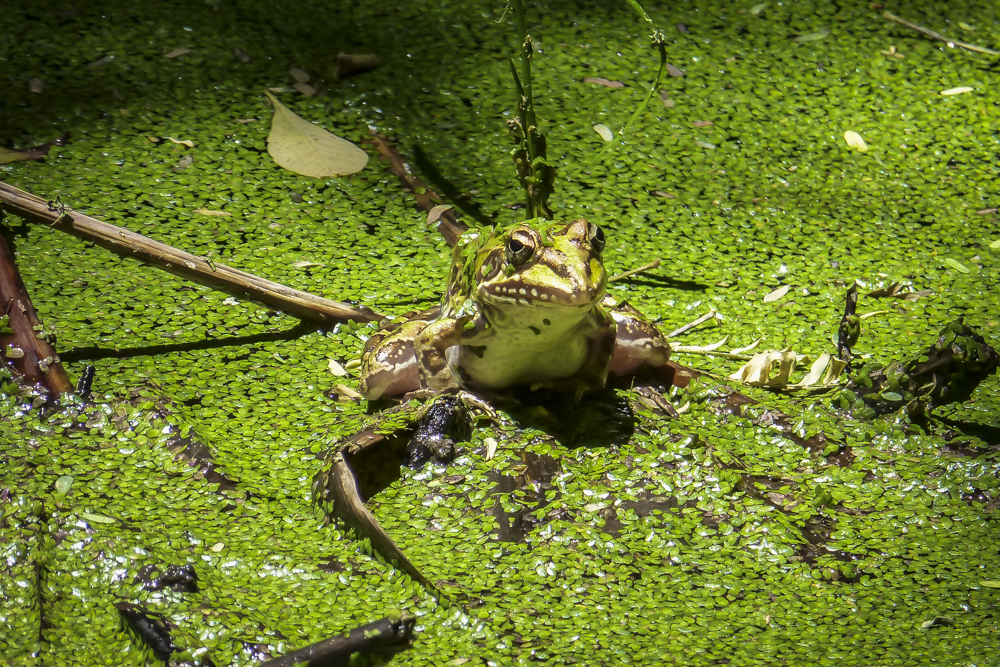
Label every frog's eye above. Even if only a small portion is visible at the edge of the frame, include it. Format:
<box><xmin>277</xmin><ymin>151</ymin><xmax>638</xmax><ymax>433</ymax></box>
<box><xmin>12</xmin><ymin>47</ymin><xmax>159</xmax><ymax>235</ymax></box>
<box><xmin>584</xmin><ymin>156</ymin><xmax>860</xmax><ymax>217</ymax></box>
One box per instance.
<box><xmin>588</xmin><ymin>223</ymin><xmax>606</xmax><ymax>255</ymax></box>
<box><xmin>505</xmin><ymin>232</ymin><xmax>535</xmax><ymax>266</ymax></box>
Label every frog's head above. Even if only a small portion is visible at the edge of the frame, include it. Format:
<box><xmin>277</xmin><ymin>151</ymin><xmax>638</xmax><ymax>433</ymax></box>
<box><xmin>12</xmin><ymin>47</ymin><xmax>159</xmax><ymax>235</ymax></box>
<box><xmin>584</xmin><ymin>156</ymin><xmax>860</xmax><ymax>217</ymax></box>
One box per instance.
<box><xmin>468</xmin><ymin>218</ymin><xmax>607</xmax><ymax>310</ymax></box>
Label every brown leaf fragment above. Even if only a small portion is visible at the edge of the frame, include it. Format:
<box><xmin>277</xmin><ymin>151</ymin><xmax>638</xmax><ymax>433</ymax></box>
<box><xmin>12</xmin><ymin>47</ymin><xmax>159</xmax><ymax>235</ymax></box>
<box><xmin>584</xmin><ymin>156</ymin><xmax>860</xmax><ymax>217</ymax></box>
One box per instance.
<box><xmin>584</xmin><ymin>77</ymin><xmax>624</xmax><ymax>88</ymax></box>
<box><xmin>293</xmin><ymin>82</ymin><xmax>316</xmax><ymax>96</ymax></box>
<box><xmin>692</xmin><ymin>120</ymin><xmax>713</xmax><ymax>127</ymax></box>
<box><xmin>0</xmin><ymin>133</ymin><xmax>68</xmax><ymax>165</ymax></box>
<box><xmin>667</xmin><ymin>64</ymin><xmax>684</xmax><ymax>77</ymax></box>
<box><xmin>334</xmin><ymin>53</ymin><xmax>378</xmax><ymax>80</ymax></box>
<box><xmin>172</xmin><ymin>155</ymin><xmax>193</xmax><ymax>171</ymax></box>
<box><xmin>235</xmin><ymin>118</ymin><xmax>256</xmax><ymax>124</ymax></box>
<box><xmin>233</xmin><ymin>48</ymin><xmax>251</xmax><ymax>63</ymax></box>
<box><xmin>866</xmin><ymin>282</ymin><xmax>902</xmax><ymax>298</ymax></box>
<box><xmin>976</xmin><ymin>208</ymin><xmax>997</xmax><ymax>215</ymax></box>
<box><xmin>653</xmin><ymin>191</ymin><xmax>676</xmax><ymax>198</ymax></box>
<box><xmin>289</xmin><ymin>68</ymin><xmax>310</xmax><ymax>83</ymax></box>
<box><xmin>426</xmin><ymin>204</ymin><xmax>453</xmax><ymax>225</ymax></box>
<box><xmin>164</xmin><ymin>48</ymin><xmax>191</xmax><ymax>59</ymax></box>
<box><xmin>29</xmin><ymin>78</ymin><xmax>45</xmax><ymax>94</ymax></box>
<box><xmin>900</xmin><ymin>290</ymin><xmax>932</xmax><ymax>301</ymax></box>
<box><xmin>659</xmin><ymin>90</ymin><xmax>674</xmax><ymax>107</ymax></box>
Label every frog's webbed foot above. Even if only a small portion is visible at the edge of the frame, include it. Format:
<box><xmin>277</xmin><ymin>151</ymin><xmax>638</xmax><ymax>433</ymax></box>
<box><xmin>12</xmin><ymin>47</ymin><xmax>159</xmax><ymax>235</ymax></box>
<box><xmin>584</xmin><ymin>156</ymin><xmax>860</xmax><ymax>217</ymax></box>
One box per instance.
<box><xmin>407</xmin><ymin>395</ymin><xmax>462</xmax><ymax>467</ymax></box>
<box><xmin>405</xmin><ymin>392</ymin><xmax>493</xmax><ymax>467</ymax></box>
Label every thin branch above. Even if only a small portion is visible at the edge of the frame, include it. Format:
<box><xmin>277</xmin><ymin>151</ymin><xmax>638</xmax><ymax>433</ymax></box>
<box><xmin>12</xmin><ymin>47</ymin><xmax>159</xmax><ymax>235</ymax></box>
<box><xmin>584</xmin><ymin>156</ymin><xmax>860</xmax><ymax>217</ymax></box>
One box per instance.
<box><xmin>368</xmin><ymin>134</ymin><xmax>468</xmax><ymax>247</ymax></box>
<box><xmin>609</xmin><ymin>258</ymin><xmax>660</xmax><ymax>282</ymax></box>
<box><xmin>0</xmin><ymin>183</ymin><xmax>381</xmax><ymax>325</ymax></box>
<box><xmin>883</xmin><ymin>11</ymin><xmax>1000</xmax><ymax>56</ymax></box>
<box><xmin>666</xmin><ymin>308</ymin><xmax>722</xmax><ymax>339</ymax></box>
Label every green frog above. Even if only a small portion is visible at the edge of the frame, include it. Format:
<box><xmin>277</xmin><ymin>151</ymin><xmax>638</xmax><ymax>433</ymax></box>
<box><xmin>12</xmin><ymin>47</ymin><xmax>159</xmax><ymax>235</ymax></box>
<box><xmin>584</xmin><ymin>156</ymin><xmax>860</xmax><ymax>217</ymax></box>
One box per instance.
<box><xmin>359</xmin><ymin>218</ymin><xmax>672</xmax><ymax>401</ymax></box>
<box><xmin>317</xmin><ymin>219</ymin><xmax>677</xmax><ymax>593</ymax></box>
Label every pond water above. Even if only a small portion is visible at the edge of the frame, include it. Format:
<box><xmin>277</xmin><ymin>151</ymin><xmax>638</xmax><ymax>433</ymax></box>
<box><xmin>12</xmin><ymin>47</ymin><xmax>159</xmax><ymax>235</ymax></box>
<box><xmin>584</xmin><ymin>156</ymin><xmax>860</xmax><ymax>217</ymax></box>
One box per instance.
<box><xmin>1</xmin><ymin>0</ymin><xmax>998</xmax><ymax>664</ymax></box>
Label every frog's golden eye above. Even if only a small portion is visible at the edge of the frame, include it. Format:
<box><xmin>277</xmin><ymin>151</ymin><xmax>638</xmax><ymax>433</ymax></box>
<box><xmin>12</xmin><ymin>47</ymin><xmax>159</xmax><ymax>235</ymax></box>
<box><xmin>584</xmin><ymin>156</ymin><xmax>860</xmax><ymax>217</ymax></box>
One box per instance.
<box><xmin>588</xmin><ymin>223</ymin><xmax>606</xmax><ymax>255</ymax></box>
<box><xmin>505</xmin><ymin>231</ymin><xmax>535</xmax><ymax>266</ymax></box>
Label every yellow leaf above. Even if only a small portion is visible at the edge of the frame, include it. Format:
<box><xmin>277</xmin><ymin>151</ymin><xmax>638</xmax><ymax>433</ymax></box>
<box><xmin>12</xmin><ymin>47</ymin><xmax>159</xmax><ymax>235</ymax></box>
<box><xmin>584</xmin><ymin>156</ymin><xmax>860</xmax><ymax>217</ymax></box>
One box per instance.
<box><xmin>843</xmin><ymin>131</ymin><xmax>868</xmax><ymax>152</ymax></box>
<box><xmin>763</xmin><ymin>285</ymin><xmax>790</xmax><ymax>302</ymax></box>
<box><xmin>265</xmin><ymin>91</ymin><xmax>368</xmax><ymax>177</ymax></box>
<box><xmin>593</xmin><ymin>124</ymin><xmax>614</xmax><ymax>142</ymax></box>
<box><xmin>193</xmin><ymin>208</ymin><xmax>230</xmax><ymax>217</ymax></box>
<box><xmin>941</xmin><ymin>87</ymin><xmax>973</xmax><ymax>96</ymax></box>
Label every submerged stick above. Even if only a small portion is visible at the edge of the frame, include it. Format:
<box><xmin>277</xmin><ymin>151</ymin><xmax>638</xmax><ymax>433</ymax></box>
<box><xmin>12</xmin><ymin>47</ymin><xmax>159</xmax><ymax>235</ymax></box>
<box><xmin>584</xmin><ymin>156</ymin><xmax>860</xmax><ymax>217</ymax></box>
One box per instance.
<box><xmin>0</xmin><ymin>183</ymin><xmax>382</xmax><ymax>325</ymax></box>
<box><xmin>258</xmin><ymin>614</ymin><xmax>415</xmax><ymax>667</ymax></box>
<box><xmin>368</xmin><ymin>134</ymin><xmax>468</xmax><ymax>247</ymax></box>
<box><xmin>883</xmin><ymin>12</ymin><xmax>1000</xmax><ymax>56</ymax></box>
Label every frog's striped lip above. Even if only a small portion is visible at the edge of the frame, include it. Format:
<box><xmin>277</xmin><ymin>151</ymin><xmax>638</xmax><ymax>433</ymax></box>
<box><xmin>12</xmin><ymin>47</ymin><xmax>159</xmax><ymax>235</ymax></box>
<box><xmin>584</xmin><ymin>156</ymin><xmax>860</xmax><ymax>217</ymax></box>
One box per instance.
<box><xmin>482</xmin><ymin>282</ymin><xmax>602</xmax><ymax>307</ymax></box>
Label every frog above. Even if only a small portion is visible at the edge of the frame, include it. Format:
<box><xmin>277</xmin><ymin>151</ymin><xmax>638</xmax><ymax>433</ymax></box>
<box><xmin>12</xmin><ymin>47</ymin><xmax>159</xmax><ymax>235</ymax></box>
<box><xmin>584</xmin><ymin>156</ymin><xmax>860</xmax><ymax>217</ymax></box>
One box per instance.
<box><xmin>317</xmin><ymin>218</ymin><xmax>677</xmax><ymax>594</ymax></box>
<box><xmin>358</xmin><ymin>218</ymin><xmax>672</xmax><ymax>402</ymax></box>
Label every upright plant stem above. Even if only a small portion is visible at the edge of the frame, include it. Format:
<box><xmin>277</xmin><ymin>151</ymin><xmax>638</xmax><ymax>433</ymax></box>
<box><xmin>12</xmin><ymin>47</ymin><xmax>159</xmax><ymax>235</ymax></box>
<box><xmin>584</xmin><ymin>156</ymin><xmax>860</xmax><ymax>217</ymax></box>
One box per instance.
<box><xmin>512</xmin><ymin>0</ymin><xmax>536</xmax><ymax>167</ymax></box>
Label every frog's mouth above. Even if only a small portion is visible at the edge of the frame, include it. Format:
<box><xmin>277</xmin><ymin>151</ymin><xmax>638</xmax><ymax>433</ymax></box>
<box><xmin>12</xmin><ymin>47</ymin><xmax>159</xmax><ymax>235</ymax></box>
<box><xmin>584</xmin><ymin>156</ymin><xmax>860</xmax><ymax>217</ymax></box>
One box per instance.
<box><xmin>481</xmin><ymin>280</ymin><xmax>604</xmax><ymax>308</ymax></box>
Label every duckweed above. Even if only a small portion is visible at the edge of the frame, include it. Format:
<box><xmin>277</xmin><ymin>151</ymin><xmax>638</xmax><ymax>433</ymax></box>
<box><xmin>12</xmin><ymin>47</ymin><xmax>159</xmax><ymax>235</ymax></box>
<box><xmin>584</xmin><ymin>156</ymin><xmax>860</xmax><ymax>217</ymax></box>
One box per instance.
<box><xmin>2</xmin><ymin>0</ymin><xmax>999</xmax><ymax>665</ymax></box>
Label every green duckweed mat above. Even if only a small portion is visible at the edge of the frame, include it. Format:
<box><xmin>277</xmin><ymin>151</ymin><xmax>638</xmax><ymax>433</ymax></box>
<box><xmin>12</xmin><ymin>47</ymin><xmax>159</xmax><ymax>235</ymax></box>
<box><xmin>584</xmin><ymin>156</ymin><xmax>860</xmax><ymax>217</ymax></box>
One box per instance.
<box><xmin>2</xmin><ymin>0</ymin><xmax>999</xmax><ymax>665</ymax></box>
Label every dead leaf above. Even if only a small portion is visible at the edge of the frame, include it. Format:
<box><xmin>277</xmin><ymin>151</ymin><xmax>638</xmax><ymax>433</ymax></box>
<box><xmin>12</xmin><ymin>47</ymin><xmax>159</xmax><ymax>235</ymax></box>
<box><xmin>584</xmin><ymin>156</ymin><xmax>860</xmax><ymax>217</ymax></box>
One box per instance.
<box><xmin>666</xmin><ymin>64</ymin><xmax>684</xmax><ymax>78</ymax></box>
<box><xmin>234</xmin><ymin>48</ymin><xmax>251</xmax><ymax>63</ymax></box>
<box><xmin>29</xmin><ymin>78</ymin><xmax>45</xmax><ymax>94</ymax></box>
<box><xmin>976</xmin><ymin>208</ymin><xmax>997</xmax><ymax>215</ymax></box>
<box><xmin>866</xmin><ymin>282</ymin><xmax>902</xmax><ymax>298</ymax></box>
<box><xmin>289</xmin><ymin>68</ymin><xmax>310</xmax><ymax>83</ymax></box>
<box><xmin>426</xmin><ymin>204</ymin><xmax>453</xmax><ymax>225</ymax></box>
<box><xmin>660</xmin><ymin>90</ymin><xmax>674</xmax><ymax>108</ymax></box>
<box><xmin>327</xmin><ymin>359</ymin><xmax>348</xmax><ymax>377</ymax></box>
<box><xmin>166</xmin><ymin>137</ymin><xmax>195</xmax><ymax>148</ymax></box>
<box><xmin>0</xmin><ymin>134</ymin><xmax>68</xmax><ymax>165</ymax></box>
<box><xmin>264</xmin><ymin>90</ymin><xmax>368</xmax><ymax>177</ymax></box>
<box><xmin>193</xmin><ymin>208</ymin><xmax>231</xmax><ymax>217</ymax></box>
<box><xmin>692</xmin><ymin>120</ymin><xmax>713</xmax><ymax>127</ymax></box>
<box><xmin>593</xmin><ymin>124</ymin><xmax>614</xmax><ymax>142</ymax></box>
<box><xmin>235</xmin><ymin>118</ymin><xmax>257</xmax><ymax>124</ymax></box>
<box><xmin>0</xmin><ymin>146</ymin><xmax>45</xmax><ymax>165</ymax></box>
<box><xmin>695</xmin><ymin>140</ymin><xmax>716</xmax><ymax>150</ymax></box>
<box><xmin>794</xmin><ymin>28</ymin><xmax>830</xmax><ymax>42</ymax></box>
<box><xmin>333</xmin><ymin>384</ymin><xmax>364</xmax><ymax>400</ymax></box>
<box><xmin>843</xmin><ymin>131</ymin><xmax>868</xmax><ymax>152</ymax></box>
<box><xmin>941</xmin><ymin>87</ymin><xmax>973</xmax><ymax>96</ymax></box>
<box><xmin>584</xmin><ymin>77</ymin><xmax>624</xmax><ymax>88</ymax></box>
<box><xmin>901</xmin><ymin>290</ymin><xmax>932</xmax><ymax>301</ymax></box>
<box><xmin>485</xmin><ymin>437</ymin><xmax>498</xmax><ymax>460</ymax></box>
<box><xmin>292</xmin><ymin>260</ymin><xmax>321</xmax><ymax>268</ymax></box>
<box><xmin>173</xmin><ymin>155</ymin><xmax>193</xmax><ymax>171</ymax></box>
<box><xmin>164</xmin><ymin>48</ymin><xmax>192</xmax><ymax>59</ymax></box>
<box><xmin>293</xmin><ymin>82</ymin><xmax>316</xmax><ymax>96</ymax></box>
<box><xmin>763</xmin><ymin>285</ymin><xmax>790</xmax><ymax>302</ymax></box>
<box><xmin>729</xmin><ymin>348</ymin><xmax>801</xmax><ymax>387</ymax></box>
<box><xmin>334</xmin><ymin>53</ymin><xmax>378</xmax><ymax>80</ymax></box>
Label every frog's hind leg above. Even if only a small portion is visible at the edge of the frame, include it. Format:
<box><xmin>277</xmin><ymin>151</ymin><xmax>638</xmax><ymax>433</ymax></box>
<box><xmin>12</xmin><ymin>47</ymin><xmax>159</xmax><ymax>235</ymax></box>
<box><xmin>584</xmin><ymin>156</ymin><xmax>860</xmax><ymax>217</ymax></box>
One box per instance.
<box><xmin>313</xmin><ymin>406</ymin><xmax>438</xmax><ymax>593</ymax></box>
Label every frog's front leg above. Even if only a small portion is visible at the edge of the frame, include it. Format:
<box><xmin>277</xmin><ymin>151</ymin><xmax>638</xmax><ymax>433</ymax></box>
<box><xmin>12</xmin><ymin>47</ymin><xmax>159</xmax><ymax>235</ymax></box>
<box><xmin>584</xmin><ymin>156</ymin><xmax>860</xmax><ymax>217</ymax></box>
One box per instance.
<box><xmin>609</xmin><ymin>301</ymin><xmax>672</xmax><ymax>376</ymax></box>
<box><xmin>413</xmin><ymin>315</ymin><xmax>483</xmax><ymax>394</ymax></box>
